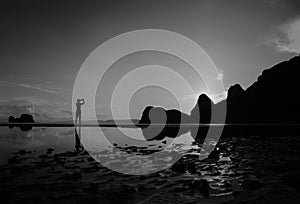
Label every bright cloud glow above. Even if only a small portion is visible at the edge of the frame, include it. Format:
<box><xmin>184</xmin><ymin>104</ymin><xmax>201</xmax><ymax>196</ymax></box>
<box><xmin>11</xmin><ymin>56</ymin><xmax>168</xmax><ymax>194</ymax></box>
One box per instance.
<box><xmin>181</xmin><ymin>91</ymin><xmax>227</xmax><ymax>105</ymax></box>
<box><xmin>216</xmin><ymin>70</ymin><xmax>224</xmax><ymax>81</ymax></box>
<box><xmin>270</xmin><ymin>18</ymin><xmax>300</xmax><ymax>54</ymax></box>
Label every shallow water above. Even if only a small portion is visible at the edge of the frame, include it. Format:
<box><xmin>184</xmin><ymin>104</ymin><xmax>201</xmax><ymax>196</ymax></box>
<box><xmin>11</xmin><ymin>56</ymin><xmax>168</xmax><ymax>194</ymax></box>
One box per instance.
<box><xmin>0</xmin><ymin>127</ymin><xmax>75</xmax><ymax>163</ymax></box>
<box><xmin>0</xmin><ymin>127</ymin><xmax>300</xmax><ymax>203</ymax></box>
<box><xmin>0</xmin><ymin>126</ymin><xmax>195</xmax><ymax>162</ymax></box>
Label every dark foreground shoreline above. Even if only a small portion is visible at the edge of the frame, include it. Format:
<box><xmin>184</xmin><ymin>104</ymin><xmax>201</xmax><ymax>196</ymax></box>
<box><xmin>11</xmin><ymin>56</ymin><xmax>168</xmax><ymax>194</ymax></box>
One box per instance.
<box><xmin>0</xmin><ymin>133</ymin><xmax>300</xmax><ymax>203</ymax></box>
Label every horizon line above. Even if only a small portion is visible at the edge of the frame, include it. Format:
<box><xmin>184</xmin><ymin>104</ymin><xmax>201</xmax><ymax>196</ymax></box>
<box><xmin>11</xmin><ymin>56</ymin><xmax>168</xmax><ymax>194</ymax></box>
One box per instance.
<box><xmin>1</xmin><ymin>122</ymin><xmax>300</xmax><ymax>128</ymax></box>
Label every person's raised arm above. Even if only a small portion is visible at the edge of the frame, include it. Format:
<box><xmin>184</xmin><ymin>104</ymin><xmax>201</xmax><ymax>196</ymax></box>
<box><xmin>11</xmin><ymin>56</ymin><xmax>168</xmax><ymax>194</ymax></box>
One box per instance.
<box><xmin>81</xmin><ymin>99</ymin><xmax>85</xmax><ymax>105</ymax></box>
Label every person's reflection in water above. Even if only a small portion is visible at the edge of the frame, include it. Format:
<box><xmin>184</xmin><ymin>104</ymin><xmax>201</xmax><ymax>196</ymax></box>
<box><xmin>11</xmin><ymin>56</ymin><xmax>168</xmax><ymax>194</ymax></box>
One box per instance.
<box><xmin>75</xmin><ymin>128</ymin><xmax>83</xmax><ymax>151</ymax></box>
<box><xmin>75</xmin><ymin>98</ymin><xmax>84</xmax><ymax>151</ymax></box>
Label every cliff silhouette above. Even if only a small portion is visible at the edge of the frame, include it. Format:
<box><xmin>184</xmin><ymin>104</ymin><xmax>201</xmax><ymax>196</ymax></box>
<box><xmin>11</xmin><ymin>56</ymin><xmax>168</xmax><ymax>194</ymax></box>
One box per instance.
<box><xmin>222</xmin><ymin>55</ymin><xmax>300</xmax><ymax>124</ymax></box>
<box><xmin>139</xmin><ymin>55</ymin><xmax>300</xmax><ymax>141</ymax></box>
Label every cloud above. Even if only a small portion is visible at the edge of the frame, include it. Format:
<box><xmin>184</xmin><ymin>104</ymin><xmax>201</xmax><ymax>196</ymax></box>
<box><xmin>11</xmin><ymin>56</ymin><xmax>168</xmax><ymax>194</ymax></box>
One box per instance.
<box><xmin>0</xmin><ymin>80</ymin><xmax>63</xmax><ymax>94</ymax></box>
<box><xmin>216</xmin><ymin>70</ymin><xmax>224</xmax><ymax>81</ymax></box>
<box><xmin>16</xmin><ymin>82</ymin><xmax>61</xmax><ymax>94</ymax></box>
<box><xmin>0</xmin><ymin>96</ymin><xmax>49</xmax><ymax>106</ymax></box>
<box><xmin>0</xmin><ymin>105</ymin><xmax>33</xmax><ymax>118</ymax></box>
<box><xmin>268</xmin><ymin>18</ymin><xmax>300</xmax><ymax>54</ymax></box>
<box><xmin>210</xmin><ymin>92</ymin><xmax>227</xmax><ymax>103</ymax></box>
<box><xmin>5</xmin><ymin>74</ymin><xmax>52</xmax><ymax>85</ymax></box>
<box><xmin>180</xmin><ymin>94</ymin><xmax>198</xmax><ymax>102</ymax></box>
<box><xmin>0</xmin><ymin>96</ymin><xmax>72</xmax><ymax>122</ymax></box>
<box><xmin>58</xmin><ymin>109</ymin><xmax>72</xmax><ymax>116</ymax></box>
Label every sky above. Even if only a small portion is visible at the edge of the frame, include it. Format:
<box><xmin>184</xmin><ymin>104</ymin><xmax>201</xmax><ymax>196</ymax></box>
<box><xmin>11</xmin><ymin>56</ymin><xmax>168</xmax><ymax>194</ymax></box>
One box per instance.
<box><xmin>0</xmin><ymin>0</ymin><xmax>300</xmax><ymax>121</ymax></box>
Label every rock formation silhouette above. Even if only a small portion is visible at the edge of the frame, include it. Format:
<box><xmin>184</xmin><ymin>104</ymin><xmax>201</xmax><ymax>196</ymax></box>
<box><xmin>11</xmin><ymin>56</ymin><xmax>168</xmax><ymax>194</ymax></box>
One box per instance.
<box><xmin>8</xmin><ymin>114</ymin><xmax>35</xmax><ymax>131</ymax></box>
<box><xmin>223</xmin><ymin>55</ymin><xmax>300</xmax><ymax>124</ymax></box>
<box><xmin>8</xmin><ymin>114</ymin><xmax>35</xmax><ymax>123</ymax></box>
<box><xmin>138</xmin><ymin>106</ymin><xmax>189</xmax><ymax>140</ymax></box>
<box><xmin>139</xmin><ymin>55</ymin><xmax>300</xmax><ymax>141</ymax></box>
<box><xmin>189</xmin><ymin>94</ymin><xmax>212</xmax><ymax>142</ymax></box>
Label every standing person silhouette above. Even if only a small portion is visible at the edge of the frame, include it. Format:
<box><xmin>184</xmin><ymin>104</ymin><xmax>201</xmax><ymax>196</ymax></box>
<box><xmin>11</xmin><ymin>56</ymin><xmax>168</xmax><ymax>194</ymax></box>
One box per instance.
<box><xmin>75</xmin><ymin>98</ymin><xmax>84</xmax><ymax>151</ymax></box>
<box><xmin>75</xmin><ymin>98</ymin><xmax>85</xmax><ymax>128</ymax></box>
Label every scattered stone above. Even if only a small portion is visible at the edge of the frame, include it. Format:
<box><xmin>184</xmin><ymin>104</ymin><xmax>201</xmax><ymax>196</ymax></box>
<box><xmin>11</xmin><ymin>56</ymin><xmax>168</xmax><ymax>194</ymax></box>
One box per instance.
<box><xmin>187</xmin><ymin>163</ymin><xmax>197</xmax><ymax>174</ymax></box>
<box><xmin>46</xmin><ymin>147</ymin><xmax>54</xmax><ymax>154</ymax></box>
<box><xmin>16</xmin><ymin>150</ymin><xmax>28</xmax><ymax>155</ymax></box>
<box><xmin>190</xmin><ymin>179</ymin><xmax>210</xmax><ymax>197</ymax></box>
<box><xmin>208</xmin><ymin>149</ymin><xmax>220</xmax><ymax>160</ymax></box>
<box><xmin>87</xmin><ymin>157</ymin><xmax>95</xmax><ymax>162</ymax></box>
<box><xmin>171</xmin><ymin>161</ymin><xmax>186</xmax><ymax>173</ymax></box>
<box><xmin>39</xmin><ymin>154</ymin><xmax>50</xmax><ymax>159</ymax></box>
<box><xmin>47</xmin><ymin>147</ymin><xmax>54</xmax><ymax>152</ymax></box>
<box><xmin>219</xmin><ymin>156</ymin><xmax>231</xmax><ymax>162</ymax></box>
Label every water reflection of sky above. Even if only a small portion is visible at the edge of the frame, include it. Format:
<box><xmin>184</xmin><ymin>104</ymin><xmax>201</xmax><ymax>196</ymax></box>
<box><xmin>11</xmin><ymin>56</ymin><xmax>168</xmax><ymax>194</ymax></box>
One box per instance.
<box><xmin>0</xmin><ymin>127</ymin><xmax>75</xmax><ymax>164</ymax></box>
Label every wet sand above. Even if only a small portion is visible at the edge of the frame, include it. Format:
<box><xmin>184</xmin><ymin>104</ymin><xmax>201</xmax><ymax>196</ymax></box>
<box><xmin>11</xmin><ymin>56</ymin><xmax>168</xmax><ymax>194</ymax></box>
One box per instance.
<box><xmin>0</xmin><ymin>135</ymin><xmax>300</xmax><ymax>203</ymax></box>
